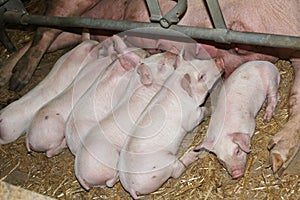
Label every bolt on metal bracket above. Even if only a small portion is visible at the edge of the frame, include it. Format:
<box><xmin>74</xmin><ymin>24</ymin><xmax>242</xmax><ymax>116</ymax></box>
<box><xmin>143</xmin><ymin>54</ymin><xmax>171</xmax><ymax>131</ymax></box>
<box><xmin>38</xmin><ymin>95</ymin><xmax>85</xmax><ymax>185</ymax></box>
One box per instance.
<box><xmin>146</xmin><ymin>0</ymin><xmax>187</xmax><ymax>28</ymax></box>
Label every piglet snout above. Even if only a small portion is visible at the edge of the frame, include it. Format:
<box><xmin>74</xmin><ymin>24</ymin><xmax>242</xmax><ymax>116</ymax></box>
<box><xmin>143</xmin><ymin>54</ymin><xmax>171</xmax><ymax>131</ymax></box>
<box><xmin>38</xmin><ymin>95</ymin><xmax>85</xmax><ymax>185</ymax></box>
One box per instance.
<box><xmin>230</xmin><ymin>169</ymin><xmax>245</xmax><ymax>179</ymax></box>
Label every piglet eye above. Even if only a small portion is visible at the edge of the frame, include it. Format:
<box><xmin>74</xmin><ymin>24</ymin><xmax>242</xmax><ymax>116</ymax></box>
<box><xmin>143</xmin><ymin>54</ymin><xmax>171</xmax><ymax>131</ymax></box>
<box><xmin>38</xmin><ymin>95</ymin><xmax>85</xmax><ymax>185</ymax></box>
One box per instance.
<box><xmin>235</xmin><ymin>147</ymin><xmax>242</xmax><ymax>156</ymax></box>
<box><xmin>198</xmin><ymin>74</ymin><xmax>206</xmax><ymax>81</ymax></box>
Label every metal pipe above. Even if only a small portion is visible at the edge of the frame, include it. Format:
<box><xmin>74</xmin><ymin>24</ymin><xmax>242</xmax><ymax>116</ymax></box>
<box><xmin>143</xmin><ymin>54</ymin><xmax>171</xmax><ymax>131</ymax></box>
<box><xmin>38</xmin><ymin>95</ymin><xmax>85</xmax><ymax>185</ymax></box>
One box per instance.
<box><xmin>3</xmin><ymin>12</ymin><xmax>300</xmax><ymax>50</ymax></box>
<box><xmin>205</xmin><ymin>0</ymin><xmax>226</xmax><ymax>29</ymax></box>
<box><xmin>160</xmin><ymin>0</ymin><xmax>187</xmax><ymax>28</ymax></box>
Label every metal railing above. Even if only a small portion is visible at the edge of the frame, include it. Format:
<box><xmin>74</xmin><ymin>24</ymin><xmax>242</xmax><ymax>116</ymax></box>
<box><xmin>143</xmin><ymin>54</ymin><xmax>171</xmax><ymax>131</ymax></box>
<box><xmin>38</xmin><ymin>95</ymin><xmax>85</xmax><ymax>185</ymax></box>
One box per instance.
<box><xmin>1</xmin><ymin>0</ymin><xmax>300</xmax><ymax>52</ymax></box>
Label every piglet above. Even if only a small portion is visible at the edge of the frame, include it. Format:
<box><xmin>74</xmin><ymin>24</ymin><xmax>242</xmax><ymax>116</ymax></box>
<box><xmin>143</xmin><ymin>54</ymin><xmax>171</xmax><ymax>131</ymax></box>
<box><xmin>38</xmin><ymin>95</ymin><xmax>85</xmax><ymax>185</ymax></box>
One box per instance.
<box><xmin>118</xmin><ymin>55</ymin><xmax>224</xmax><ymax>199</ymax></box>
<box><xmin>25</xmin><ymin>36</ymin><xmax>121</xmax><ymax>157</ymax></box>
<box><xmin>74</xmin><ymin>52</ymin><xmax>177</xmax><ymax>190</ymax></box>
<box><xmin>0</xmin><ymin>40</ymin><xmax>99</xmax><ymax>145</ymax></box>
<box><xmin>65</xmin><ymin>41</ymin><xmax>149</xmax><ymax>155</ymax></box>
<box><xmin>195</xmin><ymin>61</ymin><xmax>280</xmax><ymax>179</ymax></box>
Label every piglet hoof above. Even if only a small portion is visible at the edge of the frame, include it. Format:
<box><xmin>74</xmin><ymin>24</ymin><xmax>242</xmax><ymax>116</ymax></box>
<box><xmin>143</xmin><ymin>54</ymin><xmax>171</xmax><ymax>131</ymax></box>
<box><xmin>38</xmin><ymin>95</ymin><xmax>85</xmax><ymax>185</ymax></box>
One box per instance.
<box><xmin>45</xmin><ymin>148</ymin><xmax>63</xmax><ymax>158</ymax></box>
<box><xmin>77</xmin><ymin>176</ymin><xmax>91</xmax><ymax>191</ymax></box>
<box><xmin>129</xmin><ymin>189</ymin><xmax>140</xmax><ymax>200</ymax></box>
<box><xmin>180</xmin><ymin>149</ymin><xmax>200</xmax><ymax>167</ymax></box>
<box><xmin>263</xmin><ymin>111</ymin><xmax>274</xmax><ymax>122</ymax></box>
<box><xmin>106</xmin><ymin>174</ymin><xmax>119</xmax><ymax>188</ymax></box>
<box><xmin>25</xmin><ymin>138</ymin><xmax>32</xmax><ymax>153</ymax></box>
<box><xmin>45</xmin><ymin>139</ymin><xmax>67</xmax><ymax>158</ymax></box>
<box><xmin>264</xmin><ymin>102</ymin><xmax>276</xmax><ymax>122</ymax></box>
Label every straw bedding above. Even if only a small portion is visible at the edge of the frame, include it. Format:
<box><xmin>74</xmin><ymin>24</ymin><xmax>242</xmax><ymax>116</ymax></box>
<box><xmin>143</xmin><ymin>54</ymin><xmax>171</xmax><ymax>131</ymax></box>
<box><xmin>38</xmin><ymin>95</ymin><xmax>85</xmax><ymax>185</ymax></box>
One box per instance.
<box><xmin>1</xmin><ymin>0</ymin><xmax>300</xmax><ymax>199</ymax></box>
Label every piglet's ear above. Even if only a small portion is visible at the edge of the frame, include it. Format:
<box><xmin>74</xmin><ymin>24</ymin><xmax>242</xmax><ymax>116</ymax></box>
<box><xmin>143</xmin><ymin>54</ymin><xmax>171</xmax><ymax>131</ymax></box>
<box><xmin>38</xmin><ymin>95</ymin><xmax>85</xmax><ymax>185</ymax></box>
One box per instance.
<box><xmin>137</xmin><ymin>63</ymin><xmax>153</xmax><ymax>86</ymax></box>
<box><xmin>174</xmin><ymin>50</ymin><xmax>184</xmax><ymax>69</ymax></box>
<box><xmin>118</xmin><ymin>50</ymin><xmax>145</xmax><ymax>71</ymax></box>
<box><xmin>181</xmin><ymin>73</ymin><xmax>192</xmax><ymax>97</ymax></box>
<box><xmin>168</xmin><ymin>46</ymin><xmax>180</xmax><ymax>55</ymax></box>
<box><xmin>194</xmin><ymin>137</ymin><xmax>215</xmax><ymax>152</ymax></box>
<box><xmin>112</xmin><ymin>35</ymin><xmax>145</xmax><ymax>71</ymax></box>
<box><xmin>230</xmin><ymin>132</ymin><xmax>251</xmax><ymax>153</ymax></box>
<box><xmin>112</xmin><ymin>35</ymin><xmax>128</xmax><ymax>53</ymax></box>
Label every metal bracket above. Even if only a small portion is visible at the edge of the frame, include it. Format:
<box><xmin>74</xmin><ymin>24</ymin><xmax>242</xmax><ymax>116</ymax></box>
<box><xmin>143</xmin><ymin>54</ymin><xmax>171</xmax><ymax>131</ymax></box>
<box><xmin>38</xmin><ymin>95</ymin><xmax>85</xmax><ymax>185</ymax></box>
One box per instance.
<box><xmin>146</xmin><ymin>0</ymin><xmax>187</xmax><ymax>28</ymax></box>
<box><xmin>0</xmin><ymin>0</ymin><xmax>27</xmax><ymax>52</ymax></box>
<box><xmin>205</xmin><ymin>0</ymin><xmax>226</xmax><ymax>29</ymax></box>
<box><xmin>146</xmin><ymin>0</ymin><xmax>162</xmax><ymax>22</ymax></box>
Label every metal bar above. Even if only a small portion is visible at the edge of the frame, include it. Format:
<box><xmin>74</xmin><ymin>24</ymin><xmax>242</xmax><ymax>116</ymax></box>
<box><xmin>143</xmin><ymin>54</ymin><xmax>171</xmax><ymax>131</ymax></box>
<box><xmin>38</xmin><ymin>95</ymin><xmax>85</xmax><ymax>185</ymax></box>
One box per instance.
<box><xmin>3</xmin><ymin>12</ymin><xmax>300</xmax><ymax>50</ymax></box>
<box><xmin>160</xmin><ymin>0</ymin><xmax>187</xmax><ymax>28</ymax></box>
<box><xmin>0</xmin><ymin>0</ymin><xmax>8</xmax><ymax>7</ymax></box>
<box><xmin>0</xmin><ymin>6</ymin><xmax>15</xmax><ymax>52</ymax></box>
<box><xmin>146</xmin><ymin>0</ymin><xmax>162</xmax><ymax>22</ymax></box>
<box><xmin>205</xmin><ymin>0</ymin><xmax>226</xmax><ymax>29</ymax></box>
<box><xmin>0</xmin><ymin>28</ymin><xmax>15</xmax><ymax>52</ymax></box>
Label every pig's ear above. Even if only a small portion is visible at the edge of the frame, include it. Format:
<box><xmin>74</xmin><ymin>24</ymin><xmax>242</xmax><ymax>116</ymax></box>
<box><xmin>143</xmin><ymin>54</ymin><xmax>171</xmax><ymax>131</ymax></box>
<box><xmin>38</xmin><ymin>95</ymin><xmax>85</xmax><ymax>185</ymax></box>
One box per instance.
<box><xmin>174</xmin><ymin>50</ymin><xmax>185</xmax><ymax>69</ymax></box>
<box><xmin>230</xmin><ymin>132</ymin><xmax>251</xmax><ymax>153</ymax></box>
<box><xmin>137</xmin><ymin>63</ymin><xmax>153</xmax><ymax>86</ymax></box>
<box><xmin>112</xmin><ymin>35</ymin><xmax>128</xmax><ymax>53</ymax></box>
<box><xmin>169</xmin><ymin>46</ymin><xmax>180</xmax><ymax>55</ymax></box>
<box><xmin>181</xmin><ymin>73</ymin><xmax>192</xmax><ymax>97</ymax></box>
<box><xmin>194</xmin><ymin>137</ymin><xmax>215</xmax><ymax>152</ymax></box>
<box><xmin>118</xmin><ymin>51</ymin><xmax>144</xmax><ymax>71</ymax></box>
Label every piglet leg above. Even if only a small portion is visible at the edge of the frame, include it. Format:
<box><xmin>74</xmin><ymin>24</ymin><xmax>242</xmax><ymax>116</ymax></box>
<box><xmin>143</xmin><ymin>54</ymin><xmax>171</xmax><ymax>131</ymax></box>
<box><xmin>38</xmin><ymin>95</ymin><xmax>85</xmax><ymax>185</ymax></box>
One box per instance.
<box><xmin>264</xmin><ymin>77</ymin><xmax>280</xmax><ymax>122</ymax></box>
<box><xmin>172</xmin><ymin>150</ymin><xmax>199</xmax><ymax>178</ymax></box>
<box><xmin>268</xmin><ymin>59</ymin><xmax>300</xmax><ymax>175</ymax></box>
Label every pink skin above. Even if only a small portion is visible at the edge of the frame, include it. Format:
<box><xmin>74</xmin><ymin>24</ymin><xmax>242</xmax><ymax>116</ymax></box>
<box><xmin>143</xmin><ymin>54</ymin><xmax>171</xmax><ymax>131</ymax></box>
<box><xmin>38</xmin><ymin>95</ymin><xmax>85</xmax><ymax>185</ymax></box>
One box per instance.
<box><xmin>0</xmin><ymin>40</ymin><xmax>99</xmax><ymax>145</ymax></box>
<box><xmin>195</xmin><ymin>61</ymin><xmax>280</xmax><ymax>179</ymax></box>
<box><xmin>75</xmin><ymin>52</ymin><xmax>177</xmax><ymax>190</ymax></box>
<box><xmin>26</xmin><ymin>38</ymin><xmax>117</xmax><ymax>157</ymax></box>
<box><xmin>65</xmin><ymin>37</ymin><xmax>149</xmax><ymax>155</ymax></box>
<box><xmin>118</xmin><ymin>56</ymin><xmax>224</xmax><ymax>199</ymax></box>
